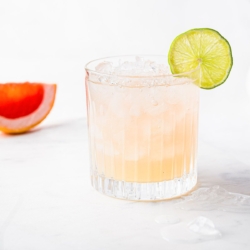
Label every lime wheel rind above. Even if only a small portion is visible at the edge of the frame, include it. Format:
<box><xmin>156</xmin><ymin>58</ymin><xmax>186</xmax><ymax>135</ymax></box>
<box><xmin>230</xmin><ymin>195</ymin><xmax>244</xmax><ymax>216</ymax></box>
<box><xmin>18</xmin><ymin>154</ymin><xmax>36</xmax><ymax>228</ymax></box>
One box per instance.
<box><xmin>168</xmin><ymin>28</ymin><xmax>233</xmax><ymax>89</ymax></box>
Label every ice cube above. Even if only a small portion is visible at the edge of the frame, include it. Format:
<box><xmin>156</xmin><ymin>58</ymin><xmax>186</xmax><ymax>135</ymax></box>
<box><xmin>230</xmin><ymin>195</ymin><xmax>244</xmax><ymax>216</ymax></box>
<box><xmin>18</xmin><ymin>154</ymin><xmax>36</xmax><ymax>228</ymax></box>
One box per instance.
<box><xmin>135</xmin><ymin>56</ymin><xmax>144</xmax><ymax>66</ymax></box>
<box><xmin>161</xmin><ymin>217</ymin><xmax>222</xmax><ymax>244</ymax></box>
<box><xmin>95</xmin><ymin>61</ymin><xmax>113</xmax><ymax>74</ymax></box>
<box><xmin>166</xmin><ymin>83</ymin><xmax>187</xmax><ymax>105</ymax></box>
<box><xmin>114</xmin><ymin>57</ymin><xmax>171</xmax><ymax>77</ymax></box>
<box><xmin>161</xmin><ymin>223</ymin><xmax>201</xmax><ymax>244</ymax></box>
<box><xmin>103</xmin><ymin>141</ymin><xmax>119</xmax><ymax>156</ymax></box>
<box><xmin>188</xmin><ymin>216</ymin><xmax>222</xmax><ymax>238</ymax></box>
<box><xmin>129</xmin><ymin>105</ymin><xmax>142</xmax><ymax>117</ymax></box>
<box><xmin>92</xmin><ymin>57</ymin><xmax>178</xmax><ymax>86</ymax></box>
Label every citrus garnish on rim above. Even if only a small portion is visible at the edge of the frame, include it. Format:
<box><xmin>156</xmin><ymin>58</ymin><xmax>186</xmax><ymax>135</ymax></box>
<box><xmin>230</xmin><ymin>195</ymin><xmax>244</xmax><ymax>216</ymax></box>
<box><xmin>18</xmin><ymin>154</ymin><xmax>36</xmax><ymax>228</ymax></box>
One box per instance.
<box><xmin>168</xmin><ymin>28</ymin><xmax>233</xmax><ymax>89</ymax></box>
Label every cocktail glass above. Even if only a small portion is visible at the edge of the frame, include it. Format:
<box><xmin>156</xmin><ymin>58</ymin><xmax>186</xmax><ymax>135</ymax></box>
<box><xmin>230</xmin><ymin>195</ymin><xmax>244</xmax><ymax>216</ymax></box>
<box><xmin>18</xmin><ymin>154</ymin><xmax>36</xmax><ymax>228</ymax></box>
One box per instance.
<box><xmin>85</xmin><ymin>56</ymin><xmax>200</xmax><ymax>200</ymax></box>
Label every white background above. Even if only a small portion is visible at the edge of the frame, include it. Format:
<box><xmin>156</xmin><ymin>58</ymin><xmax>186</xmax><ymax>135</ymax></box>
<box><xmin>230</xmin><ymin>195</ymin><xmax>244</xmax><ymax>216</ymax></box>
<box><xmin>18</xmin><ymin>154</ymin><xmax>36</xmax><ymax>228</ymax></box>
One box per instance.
<box><xmin>1</xmin><ymin>1</ymin><xmax>250</xmax><ymax>249</ymax></box>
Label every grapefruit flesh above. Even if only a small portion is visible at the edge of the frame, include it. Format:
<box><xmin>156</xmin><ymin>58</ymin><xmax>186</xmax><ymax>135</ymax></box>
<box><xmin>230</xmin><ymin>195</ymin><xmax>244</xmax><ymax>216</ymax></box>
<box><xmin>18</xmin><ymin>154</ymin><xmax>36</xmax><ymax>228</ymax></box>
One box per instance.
<box><xmin>0</xmin><ymin>82</ymin><xmax>57</xmax><ymax>134</ymax></box>
<box><xmin>0</xmin><ymin>83</ymin><xmax>44</xmax><ymax>119</ymax></box>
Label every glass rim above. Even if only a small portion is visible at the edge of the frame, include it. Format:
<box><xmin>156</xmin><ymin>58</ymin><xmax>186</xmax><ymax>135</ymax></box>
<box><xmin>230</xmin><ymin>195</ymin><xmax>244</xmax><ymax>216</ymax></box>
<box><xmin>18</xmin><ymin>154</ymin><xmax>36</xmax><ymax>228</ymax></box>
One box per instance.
<box><xmin>85</xmin><ymin>55</ymin><xmax>200</xmax><ymax>79</ymax></box>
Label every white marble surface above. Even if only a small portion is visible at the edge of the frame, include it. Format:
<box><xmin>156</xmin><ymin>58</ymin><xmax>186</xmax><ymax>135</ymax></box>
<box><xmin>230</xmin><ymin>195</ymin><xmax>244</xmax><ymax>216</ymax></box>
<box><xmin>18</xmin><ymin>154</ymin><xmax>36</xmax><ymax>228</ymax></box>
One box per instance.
<box><xmin>1</xmin><ymin>114</ymin><xmax>250</xmax><ymax>250</ymax></box>
<box><xmin>1</xmin><ymin>0</ymin><xmax>250</xmax><ymax>249</ymax></box>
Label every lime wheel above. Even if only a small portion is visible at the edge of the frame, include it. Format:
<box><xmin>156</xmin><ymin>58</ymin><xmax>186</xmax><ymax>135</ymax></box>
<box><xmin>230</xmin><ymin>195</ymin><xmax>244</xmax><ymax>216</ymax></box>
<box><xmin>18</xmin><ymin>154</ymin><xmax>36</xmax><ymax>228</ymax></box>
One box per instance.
<box><xmin>168</xmin><ymin>28</ymin><xmax>233</xmax><ymax>89</ymax></box>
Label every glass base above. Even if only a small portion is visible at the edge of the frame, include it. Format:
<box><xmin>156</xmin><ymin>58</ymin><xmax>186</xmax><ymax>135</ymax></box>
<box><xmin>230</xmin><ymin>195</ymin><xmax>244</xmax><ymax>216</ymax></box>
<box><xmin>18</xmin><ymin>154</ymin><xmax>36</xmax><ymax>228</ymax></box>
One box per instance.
<box><xmin>91</xmin><ymin>172</ymin><xmax>197</xmax><ymax>201</ymax></box>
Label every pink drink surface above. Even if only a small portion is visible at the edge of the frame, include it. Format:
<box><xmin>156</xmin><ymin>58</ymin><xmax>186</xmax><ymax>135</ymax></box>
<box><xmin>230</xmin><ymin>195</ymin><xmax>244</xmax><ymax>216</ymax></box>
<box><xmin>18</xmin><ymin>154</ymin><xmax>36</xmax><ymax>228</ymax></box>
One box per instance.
<box><xmin>86</xmin><ymin>78</ymin><xmax>199</xmax><ymax>183</ymax></box>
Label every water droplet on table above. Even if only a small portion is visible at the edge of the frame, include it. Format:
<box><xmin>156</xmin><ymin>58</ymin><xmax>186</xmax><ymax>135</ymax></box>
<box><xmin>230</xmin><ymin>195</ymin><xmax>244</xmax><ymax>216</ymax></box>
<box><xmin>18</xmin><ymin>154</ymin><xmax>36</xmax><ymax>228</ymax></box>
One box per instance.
<box><xmin>155</xmin><ymin>214</ymin><xmax>180</xmax><ymax>224</ymax></box>
<box><xmin>177</xmin><ymin>185</ymin><xmax>250</xmax><ymax>213</ymax></box>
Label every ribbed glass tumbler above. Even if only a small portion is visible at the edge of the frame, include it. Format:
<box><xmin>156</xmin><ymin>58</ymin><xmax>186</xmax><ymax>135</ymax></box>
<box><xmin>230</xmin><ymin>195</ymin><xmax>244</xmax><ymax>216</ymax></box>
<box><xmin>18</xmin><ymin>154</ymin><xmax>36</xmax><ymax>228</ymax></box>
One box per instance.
<box><xmin>85</xmin><ymin>56</ymin><xmax>200</xmax><ymax>200</ymax></box>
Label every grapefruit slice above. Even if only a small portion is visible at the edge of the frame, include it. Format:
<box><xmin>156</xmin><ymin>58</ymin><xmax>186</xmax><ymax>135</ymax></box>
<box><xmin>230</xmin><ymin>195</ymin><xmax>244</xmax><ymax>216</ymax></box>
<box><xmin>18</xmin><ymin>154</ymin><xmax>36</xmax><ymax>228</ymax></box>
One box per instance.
<box><xmin>0</xmin><ymin>82</ymin><xmax>57</xmax><ymax>134</ymax></box>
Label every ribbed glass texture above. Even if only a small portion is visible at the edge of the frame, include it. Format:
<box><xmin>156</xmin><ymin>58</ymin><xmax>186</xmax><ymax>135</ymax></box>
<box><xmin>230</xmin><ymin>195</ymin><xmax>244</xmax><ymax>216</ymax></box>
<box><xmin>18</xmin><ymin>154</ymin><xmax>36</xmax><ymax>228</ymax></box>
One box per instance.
<box><xmin>85</xmin><ymin>56</ymin><xmax>199</xmax><ymax>200</ymax></box>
